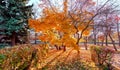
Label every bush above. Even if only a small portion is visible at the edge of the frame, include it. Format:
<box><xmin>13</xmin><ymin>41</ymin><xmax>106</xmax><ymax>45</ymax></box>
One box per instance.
<box><xmin>0</xmin><ymin>44</ymin><xmax>47</xmax><ymax>70</ymax></box>
<box><xmin>90</xmin><ymin>45</ymin><xmax>115</xmax><ymax>70</ymax></box>
<box><xmin>0</xmin><ymin>43</ymin><xmax>10</xmax><ymax>49</ymax></box>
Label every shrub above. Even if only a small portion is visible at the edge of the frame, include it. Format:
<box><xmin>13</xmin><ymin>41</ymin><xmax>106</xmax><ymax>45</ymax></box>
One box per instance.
<box><xmin>90</xmin><ymin>45</ymin><xmax>115</xmax><ymax>70</ymax></box>
<box><xmin>0</xmin><ymin>43</ymin><xmax>9</xmax><ymax>49</ymax></box>
<box><xmin>0</xmin><ymin>44</ymin><xmax>47</xmax><ymax>70</ymax></box>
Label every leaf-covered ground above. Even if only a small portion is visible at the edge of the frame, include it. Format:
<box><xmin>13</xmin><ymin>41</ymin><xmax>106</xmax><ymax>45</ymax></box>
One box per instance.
<box><xmin>31</xmin><ymin>46</ymin><xmax>120</xmax><ymax>70</ymax></box>
<box><xmin>0</xmin><ymin>45</ymin><xmax>120</xmax><ymax>70</ymax></box>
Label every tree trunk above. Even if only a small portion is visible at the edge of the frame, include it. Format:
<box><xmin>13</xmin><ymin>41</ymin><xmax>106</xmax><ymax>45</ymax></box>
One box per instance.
<box><xmin>55</xmin><ymin>45</ymin><xmax>59</xmax><ymax>50</ymax></box>
<box><xmin>84</xmin><ymin>37</ymin><xmax>88</xmax><ymax>50</ymax></box>
<box><xmin>109</xmin><ymin>34</ymin><xmax>117</xmax><ymax>51</ymax></box>
<box><xmin>93</xmin><ymin>25</ymin><xmax>97</xmax><ymax>45</ymax></box>
<box><xmin>11</xmin><ymin>32</ymin><xmax>16</xmax><ymax>46</ymax></box>
<box><xmin>35</xmin><ymin>32</ymin><xmax>37</xmax><ymax>44</ymax></box>
<box><xmin>94</xmin><ymin>33</ymin><xmax>97</xmax><ymax>45</ymax></box>
<box><xmin>101</xmin><ymin>40</ymin><xmax>104</xmax><ymax>46</ymax></box>
<box><xmin>117</xmin><ymin>23</ymin><xmax>120</xmax><ymax>46</ymax></box>
<box><xmin>63</xmin><ymin>45</ymin><xmax>66</xmax><ymax>51</ymax></box>
<box><xmin>105</xmin><ymin>34</ymin><xmax>108</xmax><ymax>46</ymax></box>
<box><xmin>97</xmin><ymin>38</ymin><xmax>100</xmax><ymax>46</ymax></box>
<box><xmin>26</xmin><ymin>30</ymin><xmax>30</xmax><ymax>44</ymax></box>
<box><xmin>84</xmin><ymin>42</ymin><xmax>87</xmax><ymax>50</ymax></box>
<box><xmin>76</xmin><ymin>38</ymin><xmax>79</xmax><ymax>45</ymax></box>
<box><xmin>76</xmin><ymin>33</ymin><xmax>80</xmax><ymax>45</ymax></box>
<box><xmin>105</xmin><ymin>15</ymin><xmax>108</xmax><ymax>46</ymax></box>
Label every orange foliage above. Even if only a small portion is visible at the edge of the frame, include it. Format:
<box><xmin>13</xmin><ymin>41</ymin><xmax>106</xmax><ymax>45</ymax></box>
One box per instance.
<box><xmin>83</xmin><ymin>30</ymin><xmax>90</xmax><ymax>36</ymax></box>
<box><xmin>28</xmin><ymin>0</ymin><xmax>95</xmax><ymax>51</ymax></box>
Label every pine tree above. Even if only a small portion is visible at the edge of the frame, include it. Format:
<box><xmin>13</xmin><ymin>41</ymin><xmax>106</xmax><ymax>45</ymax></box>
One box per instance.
<box><xmin>0</xmin><ymin>0</ymin><xmax>33</xmax><ymax>46</ymax></box>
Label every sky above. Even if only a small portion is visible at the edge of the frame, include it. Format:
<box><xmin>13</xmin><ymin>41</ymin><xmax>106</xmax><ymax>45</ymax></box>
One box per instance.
<box><xmin>28</xmin><ymin>0</ymin><xmax>120</xmax><ymax>7</ymax></box>
<box><xmin>27</xmin><ymin>0</ymin><xmax>63</xmax><ymax>18</ymax></box>
<box><xmin>26</xmin><ymin>0</ymin><xmax>41</xmax><ymax>18</ymax></box>
<box><xmin>27</xmin><ymin>0</ymin><xmax>120</xmax><ymax>18</ymax></box>
<box><xmin>94</xmin><ymin>0</ymin><xmax>120</xmax><ymax>8</ymax></box>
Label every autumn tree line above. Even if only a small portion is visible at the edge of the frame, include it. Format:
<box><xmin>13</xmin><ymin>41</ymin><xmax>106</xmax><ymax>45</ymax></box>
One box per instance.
<box><xmin>0</xmin><ymin>0</ymin><xmax>120</xmax><ymax>51</ymax></box>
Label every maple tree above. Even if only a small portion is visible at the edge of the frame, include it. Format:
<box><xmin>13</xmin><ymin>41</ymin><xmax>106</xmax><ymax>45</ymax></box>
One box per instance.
<box><xmin>29</xmin><ymin>10</ymin><xmax>75</xmax><ymax>51</ymax></box>
<box><xmin>28</xmin><ymin>0</ymin><xmax>119</xmax><ymax>51</ymax></box>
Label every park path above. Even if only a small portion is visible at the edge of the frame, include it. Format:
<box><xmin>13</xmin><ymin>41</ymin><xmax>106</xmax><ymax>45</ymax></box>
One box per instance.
<box><xmin>35</xmin><ymin>47</ymin><xmax>120</xmax><ymax>70</ymax></box>
<box><xmin>37</xmin><ymin>48</ymin><xmax>74</xmax><ymax>69</ymax></box>
<box><xmin>47</xmin><ymin>48</ymin><xmax>73</xmax><ymax>66</ymax></box>
<box><xmin>112</xmin><ymin>53</ymin><xmax>120</xmax><ymax>70</ymax></box>
<box><xmin>37</xmin><ymin>50</ymin><xmax>63</xmax><ymax>69</ymax></box>
<box><xmin>35</xmin><ymin>47</ymin><xmax>98</xmax><ymax>70</ymax></box>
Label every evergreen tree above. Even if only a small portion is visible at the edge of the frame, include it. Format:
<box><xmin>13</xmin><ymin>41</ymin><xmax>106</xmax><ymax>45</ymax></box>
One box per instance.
<box><xmin>0</xmin><ymin>0</ymin><xmax>33</xmax><ymax>46</ymax></box>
